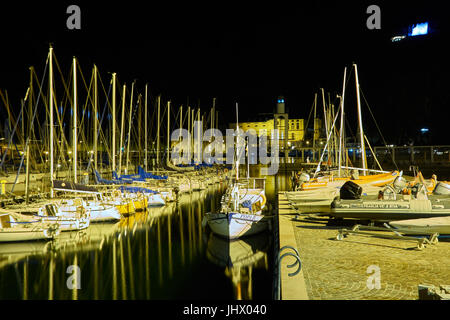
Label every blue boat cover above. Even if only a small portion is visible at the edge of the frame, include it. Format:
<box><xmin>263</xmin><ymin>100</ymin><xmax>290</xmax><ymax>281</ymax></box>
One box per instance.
<box><xmin>113</xmin><ymin>170</ymin><xmax>146</xmax><ymax>182</ymax></box>
<box><xmin>94</xmin><ymin>170</ymin><xmax>125</xmax><ymax>185</ymax></box>
<box><xmin>118</xmin><ymin>186</ymin><xmax>158</xmax><ymax>194</ymax></box>
<box><xmin>138</xmin><ymin>166</ymin><xmax>168</xmax><ymax>180</ymax></box>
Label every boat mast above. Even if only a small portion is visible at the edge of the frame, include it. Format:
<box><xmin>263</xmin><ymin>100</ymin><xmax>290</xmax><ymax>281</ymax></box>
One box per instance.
<box><xmin>313</xmin><ymin>93</ymin><xmax>317</xmax><ymax>149</ymax></box>
<box><xmin>144</xmin><ymin>84</ymin><xmax>148</xmax><ymax>171</ymax></box>
<box><xmin>49</xmin><ymin>46</ymin><xmax>54</xmax><ymax>198</ymax></box>
<box><xmin>247</xmin><ymin>137</ymin><xmax>250</xmax><ymax>180</ymax></box>
<box><xmin>211</xmin><ymin>98</ymin><xmax>216</xmax><ymax>131</ymax></box>
<box><xmin>112</xmin><ymin>73</ymin><xmax>117</xmax><ymax>173</ymax></box>
<box><xmin>338</xmin><ymin>67</ymin><xmax>347</xmax><ymax>177</ymax></box>
<box><xmin>354</xmin><ymin>63</ymin><xmax>367</xmax><ymax>175</ymax></box>
<box><xmin>197</xmin><ymin>107</ymin><xmax>200</xmax><ymax>164</ymax></box>
<box><xmin>72</xmin><ymin>57</ymin><xmax>78</xmax><ymax>183</ymax></box>
<box><xmin>179</xmin><ymin>105</ymin><xmax>183</xmax><ymax>138</ymax></box>
<box><xmin>191</xmin><ymin>108</ymin><xmax>194</xmax><ymax>163</ymax></box>
<box><xmin>321</xmin><ymin>88</ymin><xmax>331</xmax><ymax>165</ymax></box>
<box><xmin>25</xmin><ymin>69</ymin><xmax>32</xmax><ymax>205</ymax></box>
<box><xmin>119</xmin><ymin>84</ymin><xmax>126</xmax><ymax>175</ymax></box>
<box><xmin>93</xmin><ymin>64</ymin><xmax>98</xmax><ymax>172</ymax></box>
<box><xmin>156</xmin><ymin>95</ymin><xmax>161</xmax><ymax>169</ymax></box>
<box><xmin>166</xmin><ymin>100</ymin><xmax>170</xmax><ymax>166</ymax></box>
<box><xmin>125</xmin><ymin>81</ymin><xmax>134</xmax><ymax>174</ymax></box>
<box><xmin>187</xmin><ymin>105</ymin><xmax>190</xmax><ymax>163</ymax></box>
<box><xmin>235</xmin><ymin>102</ymin><xmax>239</xmax><ymax>182</ymax></box>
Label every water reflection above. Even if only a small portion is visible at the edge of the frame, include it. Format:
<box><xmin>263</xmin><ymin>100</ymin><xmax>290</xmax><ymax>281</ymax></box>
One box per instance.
<box><xmin>0</xmin><ymin>182</ymin><xmax>273</xmax><ymax>300</ymax></box>
<box><xmin>206</xmin><ymin>232</ymin><xmax>271</xmax><ymax>300</ymax></box>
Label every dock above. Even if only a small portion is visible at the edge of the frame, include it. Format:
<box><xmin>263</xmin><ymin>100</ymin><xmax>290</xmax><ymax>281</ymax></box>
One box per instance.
<box><xmin>277</xmin><ymin>191</ymin><xmax>450</xmax><ymax>300</ymax></box>
<box><xmin>277</xmin><ymin>192</ymin><xmax>309</xmax><ymax>300</ymax></box>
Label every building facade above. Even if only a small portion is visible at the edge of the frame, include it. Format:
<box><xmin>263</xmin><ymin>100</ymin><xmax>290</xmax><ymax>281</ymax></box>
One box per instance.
<box><xmin>233</xmin><ymin>118</ymin><xmax>305</xmax><ymax>146</ymax></box>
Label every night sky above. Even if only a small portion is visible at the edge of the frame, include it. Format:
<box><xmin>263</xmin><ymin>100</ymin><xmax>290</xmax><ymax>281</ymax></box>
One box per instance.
<box><xmin>0</xmin><ymin>1</ymin><xmax>448</xmax><ymax>145</ymax></box>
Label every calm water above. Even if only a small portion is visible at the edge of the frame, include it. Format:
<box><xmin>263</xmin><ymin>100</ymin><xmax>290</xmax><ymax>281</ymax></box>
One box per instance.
<box><xmin>0</xmin><ymin>173</ymin><xmax>287</xmax><ymax>300</ymax></box>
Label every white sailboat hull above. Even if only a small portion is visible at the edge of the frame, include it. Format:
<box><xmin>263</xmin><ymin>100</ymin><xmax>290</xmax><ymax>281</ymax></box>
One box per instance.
<box><xmin>205</xmin><ymin>212</ymin><xmax>268</xmax><ymax>239</ymax></box>
<box><xmin>39</xmin><ymin>216</ymin><xmax>90</xmax><ymax>231</ymax></box>
<box><xmin>88</xmin><ymin>205</ymin><xmax>121</xmax><ymax>222</ymax></box>
<box><xmin>0</xmin><ymin>228</ymin><xmax>59</xmax><ymax>243</ymax></box>
<box><xmin>147</xmin><ymin>193</ymin><xmax>166</xmax><ymax>206</ymax></box>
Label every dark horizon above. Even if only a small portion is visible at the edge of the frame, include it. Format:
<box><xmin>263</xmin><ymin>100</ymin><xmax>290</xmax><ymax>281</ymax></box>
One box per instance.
<box><xmin>0</xmin><ymin>1</ymin><xmax>448</xmax><ymax>145</ymax></box>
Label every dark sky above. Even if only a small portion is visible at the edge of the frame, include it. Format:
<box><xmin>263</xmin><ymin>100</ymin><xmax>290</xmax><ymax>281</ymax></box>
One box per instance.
<box><xmin>0</xmin><ymin>1</ymin><xmax>449</xmax><ymax>145</ymax></box>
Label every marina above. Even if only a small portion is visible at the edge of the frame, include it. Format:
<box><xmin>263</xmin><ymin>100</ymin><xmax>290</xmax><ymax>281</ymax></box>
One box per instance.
<box><xmin>1</xmin><ymin>2</ymin><xmax>449</xmax><ymax>306</ymax></box>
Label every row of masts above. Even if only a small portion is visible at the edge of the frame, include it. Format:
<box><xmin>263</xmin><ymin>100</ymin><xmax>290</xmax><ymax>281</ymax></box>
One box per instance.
<box><xmin>309</xmin><ymin>64</ymin><xmax>370</xmax><ymax>177</ymax></box>
<box><xmin>1</xmin><ymin>46</ymin><xmax>220</xmax><ymax>200</ymax></box>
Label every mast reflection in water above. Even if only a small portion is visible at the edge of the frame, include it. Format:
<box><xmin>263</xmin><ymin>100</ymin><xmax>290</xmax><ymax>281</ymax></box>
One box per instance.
<box><xmin>0</xmin><ymin>184</ymin><xmax>274</xmax><ymax>300</ymax></box>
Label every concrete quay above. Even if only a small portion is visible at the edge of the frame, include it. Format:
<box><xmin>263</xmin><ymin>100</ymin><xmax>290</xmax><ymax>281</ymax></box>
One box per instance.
<box><xmin>277</xmin><ymin>192</ymin><xmax>450</xmax><ymax>300</ymax></box>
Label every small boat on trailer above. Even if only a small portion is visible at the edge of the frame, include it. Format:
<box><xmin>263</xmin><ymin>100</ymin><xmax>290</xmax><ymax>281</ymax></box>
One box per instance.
<box><xmin>389</xmin><ymin>216</ymin><xmax>450</xmax><ymax>236</ymax></box>
<box><xmin>300</xmin><ymin>170</ymin><xmax>401</xmax><ymax>191</ymax></box>
<box><xmin>330</xmin><ymin>182</ymin><xmax>450</xmax><ymax>222</ymax></box>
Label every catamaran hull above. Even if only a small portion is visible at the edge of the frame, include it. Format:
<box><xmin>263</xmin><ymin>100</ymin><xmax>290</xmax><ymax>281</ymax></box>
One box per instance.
<box><xmin>205</xmin><ymin>212</ymin><xmax>268</xmax><ymax>239</ymax></box>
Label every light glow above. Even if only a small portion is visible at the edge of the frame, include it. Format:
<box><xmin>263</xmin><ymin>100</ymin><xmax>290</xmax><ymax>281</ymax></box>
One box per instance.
<box><xmin>409</xmin><ymin>22</ymin><xmax>429</xmax><ymax>36</ymax></box>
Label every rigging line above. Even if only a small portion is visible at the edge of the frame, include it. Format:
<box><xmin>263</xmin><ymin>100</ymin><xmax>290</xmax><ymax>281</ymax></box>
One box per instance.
<box><xmin>30</xmin><ymin>67</ymin><xmax>48</xmax><ymax>166</ymax></box>
<box><xmin>52</xmin><ymin>52</ymin><xmax>74</xmax><ymax>111</ymax></box>
<box><xmin>0</xmin><ymin>91</ymin><xmax>26</xmax><ymax>149</ymax></box>
<box><xmin>360</xmin><ymin>87</ymin><xmax>399</xmax><ymax>170</ymax></box>
<box><xmin>76</xmin><ymin>70</ymin><xmax>94</xmax><ymax>155</ymax></box>
<box><xmin>86</xmin><ymin>91</ymin><xmax>110</xmax><ymax>172</ymax></box>
<box><xmin>303</xmin><ymin>95</ymin><xmax>315</xmax><ymax>140</ymax></box>
<box><xmin>0</xmin><ymin>97</ymin><xmax>25</xmax><ymax>171</ymax></box>
<box><xmin>49</xmin><ymin>54</ymin><xmax>72</xmax><ymax>167</ymax></box>
<box><xmin>97</xmin><ymin>82</ymin><xmax>114</xmax><ymax>168</ymax></box>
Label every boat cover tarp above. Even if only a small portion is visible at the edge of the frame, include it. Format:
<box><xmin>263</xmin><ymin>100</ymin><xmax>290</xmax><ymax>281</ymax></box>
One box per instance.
<box><xmin>112</xmin><ymin>170</ymin><xmax>146</xmax><ymax>182</ymax></box>
<box><xmin>137</xmin><ymin>166</ymin><xmax>168</xmax><ymax>180</ymax></box>
<box><xmin>118</xmin><ymin>186</ymin><xmax>158</xmax><ymax>194</ymax></box>
<box><xmin>176</xmin><ymin>162</ymin><xmax>213</xmax><ymax>170</ymax></box>
<box><xmin>53</xmin><ymin>180</ymin><xmax>99</xmax><ymax>193</ymax></box>
<box><xmin>94</xmin><ymin>170</ymin><xmax>129</xmax><ymax>185</ymax></box>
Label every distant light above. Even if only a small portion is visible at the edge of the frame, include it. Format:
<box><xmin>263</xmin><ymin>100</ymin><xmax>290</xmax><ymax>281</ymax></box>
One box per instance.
<box><xmin>409</xmin><ymin>22</ymin><xmax>429</xmax><ymax>36</ymax></box>
<box><xmin>391</xmin><ymin>35</ymin><xmax>406</xmax><ymax>42</ymax></box>
<box><xmin>420</xmin><ymin>128</ymin><xmax>429</xmax><ymax>133</ymax></box>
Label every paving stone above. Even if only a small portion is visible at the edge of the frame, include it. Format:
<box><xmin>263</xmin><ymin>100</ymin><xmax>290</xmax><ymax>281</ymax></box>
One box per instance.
<box><xmin>291</xmin><ymin>215</ymin><xmax>450</xmax><ymax>300</ymax></box>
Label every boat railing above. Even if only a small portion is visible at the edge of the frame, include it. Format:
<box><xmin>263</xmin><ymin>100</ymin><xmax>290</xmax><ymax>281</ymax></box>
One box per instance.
<box><xmin>232</xmin><ymin>177</ymin><xmax>266</xmax><ymax>190</ymax></box>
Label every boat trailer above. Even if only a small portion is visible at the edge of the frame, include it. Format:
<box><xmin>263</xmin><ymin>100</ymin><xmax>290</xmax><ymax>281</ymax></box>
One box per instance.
<box><xmin>335</xmin><ymin>224</ymin><xmax>439</xmax><ymax>250</ymax></box>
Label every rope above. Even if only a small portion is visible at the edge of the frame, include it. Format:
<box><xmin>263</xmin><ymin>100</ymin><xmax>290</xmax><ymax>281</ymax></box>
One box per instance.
<box><xmin>360</xmin><ymin>87</ymin><xmax>399</xmax><ymax>170</ymax></box>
